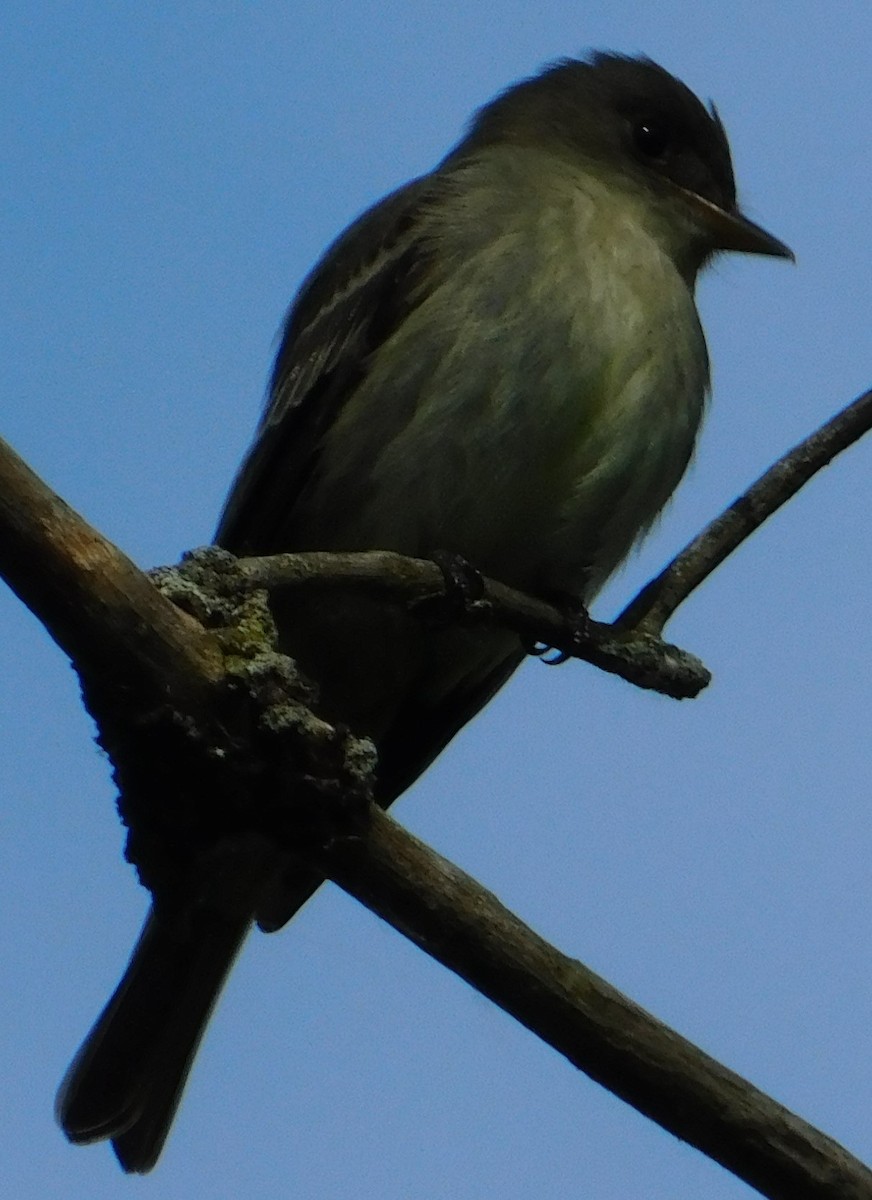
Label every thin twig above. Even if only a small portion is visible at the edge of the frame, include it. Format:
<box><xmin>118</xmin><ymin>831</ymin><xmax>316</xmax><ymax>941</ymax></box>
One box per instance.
<box><xmin>235</xmin><ymin>549</ymin><xmax>710</xmax><ymax>698</ymax></box>
<box><xmin>618</xmin><ymin>387</ymin><xmax>872</xmax><ymax>634</ymax></box>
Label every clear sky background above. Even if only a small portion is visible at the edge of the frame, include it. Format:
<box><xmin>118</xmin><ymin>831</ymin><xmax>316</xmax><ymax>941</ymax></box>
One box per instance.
<box><xmin>3</xmin><ymin>4</ymin><xmax>872</xmax><ymax>1198</ymax></box>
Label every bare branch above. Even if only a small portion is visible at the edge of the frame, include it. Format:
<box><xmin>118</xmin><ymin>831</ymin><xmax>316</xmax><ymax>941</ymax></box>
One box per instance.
<box><xmin>2</xmin><ymin>407</ymin><xmax>872</xmax><ymax>1197</ymax></box>
<box><xmin>618</xmin><ymin>387</ymin><xmax>872</xmax><ymax>634</ymax></box>
<box><xmin>0</xmin><ymin>435</ymin><xmax>223</xmax><ymax>702</ymax></box>
<box><xmin>312</xmin><ymin>804</ymin><xmax>872</xmax><ymax>1200</ymax></box>
<box><xmin>237</xmin><ymin>550</ymin><xmax>710</xmax><ymax>699</ymax></box>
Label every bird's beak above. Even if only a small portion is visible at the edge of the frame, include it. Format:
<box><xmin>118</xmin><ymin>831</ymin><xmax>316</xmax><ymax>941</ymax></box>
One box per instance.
<box><xmin>678</xmin><ymin>185</ymin><xmax>794</xmax><ymax>260</ymax></box>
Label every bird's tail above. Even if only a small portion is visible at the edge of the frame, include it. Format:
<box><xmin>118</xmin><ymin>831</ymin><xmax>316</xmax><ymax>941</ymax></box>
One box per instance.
<box><xmin>56</xmin><ymin>904</ymin><xmax>251</xmax><ymax>1173</ymax></box>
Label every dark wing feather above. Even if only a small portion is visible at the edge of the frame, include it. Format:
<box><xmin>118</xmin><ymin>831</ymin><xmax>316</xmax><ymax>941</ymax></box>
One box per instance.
<box><xmin>216</xmin><ymin>174</ymin><xmax>437</xmax><ymax>553</ymax></box>
<box><xmin>214</xmin><ymin>164</ymin><xmax>529</xmax><ymax>931</ymax></box>
<box><xmin>374</xmin><ymin>645</ymin><xmax>526</xmax><ymax>805</ymax></box>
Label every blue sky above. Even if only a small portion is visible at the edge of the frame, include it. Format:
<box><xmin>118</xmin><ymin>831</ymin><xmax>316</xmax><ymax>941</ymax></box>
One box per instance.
<box><xmin>3</xmin><ymin>4</ymin><xmax>872</xmax><ymax>1197</ymax></box>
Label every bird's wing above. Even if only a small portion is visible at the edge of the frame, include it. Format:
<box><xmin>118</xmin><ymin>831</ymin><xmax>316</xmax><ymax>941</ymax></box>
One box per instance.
<box><xmin>215</xmin><ymin>173</ymin><xmax>439</xmax><ymax>552</ymax></box>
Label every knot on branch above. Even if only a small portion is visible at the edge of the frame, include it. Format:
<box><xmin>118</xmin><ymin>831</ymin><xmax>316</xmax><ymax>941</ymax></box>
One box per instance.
<box><xmin>150</xmin><ymin>546</ymin><xmax>287</xmax><ymax>666</ymax></box>
<box><xmin>81</xmin><ymin>547</ymin><xmax>376</xmax><ymax>904</ymax></box>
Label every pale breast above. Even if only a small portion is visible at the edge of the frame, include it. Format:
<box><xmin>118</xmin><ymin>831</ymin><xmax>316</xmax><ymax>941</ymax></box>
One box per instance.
<box><xmin>302</xmin><ymin>150</ymin><xmax>709</xmax><ymax>601</ymax></box>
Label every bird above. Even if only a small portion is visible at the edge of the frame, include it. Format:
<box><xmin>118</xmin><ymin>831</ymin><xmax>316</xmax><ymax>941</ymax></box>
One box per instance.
<box><xmin>57</xmin><ymin>51</ymin><xmax>791</xmax><ymax>1172</ymax></box>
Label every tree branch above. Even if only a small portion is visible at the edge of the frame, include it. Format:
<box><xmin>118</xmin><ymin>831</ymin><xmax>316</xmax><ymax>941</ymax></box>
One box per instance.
<box><xmin>618</xmin><ymin>387</ymin><xmax>872</xmax><ymax>633</ymax></box>
<box><xmin>2</xmin><ymin>386</ymin><xmax>872</xmax><ymax>1200</ymax></box>
<box><xmin>235</xmin><ymin>550</ymin><xmax>710</xmax><ymax>699</ymax></box>
<box><xmin>313</xmin><ymin>804</ymin><xmax>872</xmax><ymax>1200</ymax></box>
<box><xmin>0</xmin><ymin>436</ymin><xmax>223</xmax><ymax>703</ymax></box>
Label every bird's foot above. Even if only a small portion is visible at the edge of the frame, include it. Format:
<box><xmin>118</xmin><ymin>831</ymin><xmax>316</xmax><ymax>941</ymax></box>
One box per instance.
<box><xmin>412</xmin><ymin>550</ymin><xmax>488</xmax><ymax>623</ymax></box>
<box><xmin>525</xmin><ymin>593</ymin><xmax>604</xmax><ymax>665</ymax></box>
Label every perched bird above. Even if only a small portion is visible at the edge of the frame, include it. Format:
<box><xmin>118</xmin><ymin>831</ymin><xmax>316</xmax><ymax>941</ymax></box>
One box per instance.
<box><xmin>57</xmin><ymin>51</ymin><xmax>791</xmax><ymax>1172</ymax></box>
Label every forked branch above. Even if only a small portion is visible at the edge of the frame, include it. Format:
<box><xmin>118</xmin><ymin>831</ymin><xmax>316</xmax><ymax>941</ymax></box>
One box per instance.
<box><xmin>1</xmin><ymin>385</ymin><xmax>872</xmax><ymax>1198</ymax></box>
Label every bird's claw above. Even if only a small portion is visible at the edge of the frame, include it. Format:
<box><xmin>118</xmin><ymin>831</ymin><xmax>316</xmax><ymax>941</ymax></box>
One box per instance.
<box><xmin>411</xmin><ymin>550</ymin><xmax>488</xmax><ymax>623</ymax></box>
<box><xmin>525</xmin><ymin>595</ymin><xmax>597</xmax><ymax>665</ymax></box>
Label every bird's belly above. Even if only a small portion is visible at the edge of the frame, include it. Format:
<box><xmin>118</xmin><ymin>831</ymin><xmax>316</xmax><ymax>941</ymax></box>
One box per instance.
<box><xmin>329</xmin><ymin>352</ymin><xmax>704</xmax><ymax>601</ymax></box>
<box><xmin>304</xmin><ymin>232</ymin><xmax>707</xmax><ymax>602</ymax></box>
<box><xmin>282</xmin><ymin>214</ymin><xmax>707</xmax><ymax>768</ymax></box>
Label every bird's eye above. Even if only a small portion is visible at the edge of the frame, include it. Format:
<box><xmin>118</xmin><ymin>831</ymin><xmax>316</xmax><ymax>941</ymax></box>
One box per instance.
<box><xmin>632</xmin><ymin>117</ymin><xmax>671</xmax><ymax>160</ymax></box>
